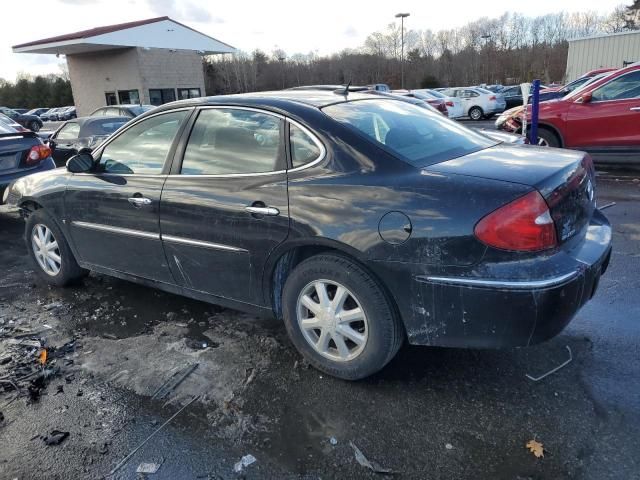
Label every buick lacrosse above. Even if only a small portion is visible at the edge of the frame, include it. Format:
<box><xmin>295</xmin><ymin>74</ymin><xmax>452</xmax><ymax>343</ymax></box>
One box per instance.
<box><xmin>5</xmin><ymin>89</ymin><xmax>612</xmax><ymax>379</ymax></box>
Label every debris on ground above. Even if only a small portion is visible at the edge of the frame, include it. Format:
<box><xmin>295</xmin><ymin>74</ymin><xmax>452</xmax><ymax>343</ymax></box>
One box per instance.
<box><xmin>349</xmin><ymin>441</ymin><xmax>393</xmax><ymax>474</ymax></box>
<box><xmin>41</xmin><ymin>430</ymin><xmax>69</xmax><ymax>446</ymax></box>
<box><xmin>330</xmin><ymin>436</ymin><xmax>338</xmax><ymax>446</ymax></box>
<box><xmin>526</xmin><ymin>439</ymin><xmax>545</xmax><ymax>458</ymax></box>
<box><xmin>526</xmin><ymin>345</ymin><xmax>573</xmax><ymax>382</ymax></box>
<box><xmin>136</xmin><ymin>462</ymin><xmax>162</xmax><ymax>474</ymax></box>
<box><xmin>445</xmin><ymin>443</ymin><xmax>453</xmax><ymax>450</ymax></box>
<box><xmin>233</xmin><ymin>454</ymin><xmax>257</xmax><ymax>473</ymax></box>
<box><xmin>151</xmin><ymin>363</ymin><xmax>199</xmax><ymax>400</ymax></box>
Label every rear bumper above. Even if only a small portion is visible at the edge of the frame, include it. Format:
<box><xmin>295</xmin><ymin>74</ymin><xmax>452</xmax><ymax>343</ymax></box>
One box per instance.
<box><xmin>372</xmin><ymin>210</ymin><xmax>612</xmax><ymax>348</ymax></box>
<box><xmin>0</xmin><ymin>158</ymin><xmax>56</xmax><ymax>202</ymax></box>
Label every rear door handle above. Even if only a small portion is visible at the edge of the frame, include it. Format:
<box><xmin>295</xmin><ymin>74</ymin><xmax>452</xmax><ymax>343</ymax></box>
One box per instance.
<box><xmin>245</xmin><ymin>206</ymin><xmax>280</xmax><ymax>216</ymax></box>
<box><xmin>630</xmin><ymin>107</ymin><xmax>640</xmax><ymax>112</ymax></box>
<box><xmin>128</xmin><ymin>196</ymin><xmax>152</xmax><ymax>207</ymax></box>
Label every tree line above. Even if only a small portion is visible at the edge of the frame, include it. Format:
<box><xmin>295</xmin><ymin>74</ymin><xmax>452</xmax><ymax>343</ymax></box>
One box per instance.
<box><xmin>205</xmin><ymin>4</ymin><xmax>639</xmax><ymax>94</ymax></box>
<box><xmin>0</xmin><ymin>74</ymin><xmax>73</xmax><ymax>109</ymax></box>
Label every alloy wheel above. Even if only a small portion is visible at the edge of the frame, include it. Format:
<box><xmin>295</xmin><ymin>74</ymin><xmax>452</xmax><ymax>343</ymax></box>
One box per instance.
<box><xmin>31</xmin><ymin>224</ymin><xmax>61</xmax><ymax>276</ymax></box>
<box><xmin>537</xmin><ymin>137</ymin><xmax>549</xmax><ymax>147</ymax></box>
<box><xmin>296</xmin><ymin>280</ymin><xmax>368</xmax><ymax>362</ymax></box>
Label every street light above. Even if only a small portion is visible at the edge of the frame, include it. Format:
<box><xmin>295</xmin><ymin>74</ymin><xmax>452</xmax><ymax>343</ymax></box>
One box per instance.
<box><xmin>395</xmin><ymin>12</ymin><xmax>410</xmax><ymax>89</ymax></box>
<box><xmin>481</xmin><ymin>34</ymin><xmax>491</xmax><ymax>85</ymax></box>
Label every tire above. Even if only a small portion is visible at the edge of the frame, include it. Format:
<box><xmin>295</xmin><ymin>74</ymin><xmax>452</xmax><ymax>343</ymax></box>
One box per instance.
<box><xmin>469</xmin><ymin>106</ymin><xmax>484</xmax><ymax>121</ymax></box>
<box><xmin>29</xmin><ymin>121</ymin><xmax>41</xmax><ymax>132</ymax></box>
<box><xmin>535</xmin><ymin>127</ymin><xmax>560</xmax><ymax>147</ymax></box>
<box><xmin>25</xmin><ymin>209</ymin><xmax>88</xmax><ymax>286</ymax></box>
<box><xmin>282</xmin><ymin>253</ymin><xmax>404</xmax><ymax>380</ymax></box>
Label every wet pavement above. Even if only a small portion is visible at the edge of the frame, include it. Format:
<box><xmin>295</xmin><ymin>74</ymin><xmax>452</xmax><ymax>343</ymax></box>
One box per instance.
<box><xmin>0</xmin><ymin>173</ymin><xmax>639</xmax><ymax>479</ymax></box>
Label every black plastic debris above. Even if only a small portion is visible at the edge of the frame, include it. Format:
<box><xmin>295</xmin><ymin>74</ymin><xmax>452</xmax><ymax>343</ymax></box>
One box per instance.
<box><xmin>42</xmin><ymin>430</ymin><xmax>69</xmax><ymax>446</ymax></box>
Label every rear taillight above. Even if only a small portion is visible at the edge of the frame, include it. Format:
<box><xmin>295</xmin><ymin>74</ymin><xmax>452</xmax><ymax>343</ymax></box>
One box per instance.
<box><xmin>445</xmin><ymin>101</ymin><xmax>454</xmax><ymax>107</ymax></box>
<box><xmin>474</xmin><ymin>191</ymin><xmax>557</xmax><ymax>252</ymax></box>
<box><xmin>489</xmin><ymin>95</ymin><xmax>496</xmax><ymax>101</ymax></box>
<box><xmin>26</xmin><ymin>145</ymin><xmax>51</xmax><ymax>166</ymax></box>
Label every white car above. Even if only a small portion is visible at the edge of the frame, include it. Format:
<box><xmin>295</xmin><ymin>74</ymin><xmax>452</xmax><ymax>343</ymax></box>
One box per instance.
<box><xmin>442</xmin><ymin>87</ymin><xmax>507</xmax><ymax>121</ymax></box>
<box><xmin>414</xmin><ymin>88</ymin><xmax>464</xmax><ymax>119</ymax></box>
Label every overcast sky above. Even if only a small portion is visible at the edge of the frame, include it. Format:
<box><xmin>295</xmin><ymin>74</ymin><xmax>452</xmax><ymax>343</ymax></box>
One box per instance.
<box><xmin>1</xmin><ymin>0</ymin><xmax>624</xmax><ymax>81</ymax></box>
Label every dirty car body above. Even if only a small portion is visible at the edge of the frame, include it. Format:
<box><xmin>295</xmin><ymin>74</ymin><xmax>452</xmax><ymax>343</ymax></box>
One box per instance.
<box><xmin>5</xmin><ymin>90</ymin><xmax>612</xmax><ymax>379</ymax></box>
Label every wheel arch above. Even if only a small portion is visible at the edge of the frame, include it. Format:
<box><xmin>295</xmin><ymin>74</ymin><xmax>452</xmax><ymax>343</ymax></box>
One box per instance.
<box><xmin>263</xmin><ymin>239</ymin><xmax>398</xmax><ymax>322</ymax></box>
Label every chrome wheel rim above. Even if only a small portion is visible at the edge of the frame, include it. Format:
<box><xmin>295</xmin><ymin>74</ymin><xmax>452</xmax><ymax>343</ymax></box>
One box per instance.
<box><xmin>537</xmin><ymin>137</ymin><xmax>549</xmax><ymax>147</ymax></box>
<box><xmin>296</xmin><ymin>280</ymin><xmax>368</xmax><ymax>362</ymax></box>
<box><xmin>31</xmin><ymin>224</ymin><xmax>61</xmax><ymax>276</ymax></box>
<box><xmin>470</xmin><ymin>109</ymin><xmax>481</xmax><ymax>120</ymax></box>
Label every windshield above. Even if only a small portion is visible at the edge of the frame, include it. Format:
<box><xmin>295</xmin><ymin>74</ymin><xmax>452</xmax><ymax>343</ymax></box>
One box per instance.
<box><xmin>475</xmin><ymin>87</ymin><xmax>492</xmax><ymax>94</ymax></box>
<box><xmin>129</xmin><ymin>105</ymin><xmax>156</xmax><ymax>116</ymax></box>
<box><xmin>424</xmin><ymin>89</ymin><xmax>446</xmax><ymax>99</ymax></box>
<box><xmin>322</xmin><ymin>99</ymin><xmax>497</xmax><ymax>167</ymax></box>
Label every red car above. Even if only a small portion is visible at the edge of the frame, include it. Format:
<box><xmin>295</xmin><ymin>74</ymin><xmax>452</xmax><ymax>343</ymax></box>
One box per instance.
<box><xmin>497</xmin><ymin>63</ymin><xmax>640</xmax><ymax>163</ymax></box>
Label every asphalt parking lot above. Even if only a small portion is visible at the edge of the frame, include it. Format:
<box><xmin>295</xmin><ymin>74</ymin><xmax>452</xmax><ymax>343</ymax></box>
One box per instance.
<box><xmin>0</xmin><ymin>170</ymin><xmax>638</xmax><ymax>479</ymax></box>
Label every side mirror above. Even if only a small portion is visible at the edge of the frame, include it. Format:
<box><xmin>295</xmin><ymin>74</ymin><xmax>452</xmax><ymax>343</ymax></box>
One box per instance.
<box><xmin>66</xmin><ymin>152</ymin><xmax>94</xmax><ymax>173</ymax></box>
<box><xmin>580</xmin><ymin>92</ymin><xmax>592</xmax><ymax>103</ymax></box>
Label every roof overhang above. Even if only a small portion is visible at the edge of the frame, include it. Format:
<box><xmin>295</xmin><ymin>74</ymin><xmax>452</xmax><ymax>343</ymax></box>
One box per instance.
<box><xmin>13</xmin><ymin>17</ymin><xmax>235</xmax><ymax>55</ymax></box>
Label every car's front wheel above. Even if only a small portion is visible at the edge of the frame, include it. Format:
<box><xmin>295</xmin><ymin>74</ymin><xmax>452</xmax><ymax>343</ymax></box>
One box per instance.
<box><xmin>282</xmin><ymin>253</ymin><xmax>404</xmax><ymax>380</ymax></box>
<box><xmin>469</xmin><ymin>106</ymin><xmax>484</xmax><ymax>121</ymax></box>
<box><xmin>535</xmin><ymin>127</ymin><xmax>560</xmax><ymax>147</ymax></box>
<box><xmin>25</xmin><ymin>209</ymin><xmax>88</xmax><ymax>286</ymax></box>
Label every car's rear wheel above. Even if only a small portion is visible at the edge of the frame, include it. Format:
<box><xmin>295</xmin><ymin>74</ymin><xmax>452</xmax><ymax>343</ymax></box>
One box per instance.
<box><xmin>25</xmin><ymin>209</ymin><xmax>88</xmax><ymax>286</ymax></box>
<box><xmin>282</xmin><ymin>253</ymin><xmax>403</xmax><ymax>380</ymax></box>
<box><xmin>535</xmin><ymin>127</ymin><xmax>560</xmax><ymax>147</ymax></box>
<box><xmin>469</xmin><ymin>106</ymin><xmax>484</xmax><ymax>121</ymax></box>
<box><xmin>29</xmin><ymin>121</ymin><xmax>40</xmax><ymax>132</ymax></box>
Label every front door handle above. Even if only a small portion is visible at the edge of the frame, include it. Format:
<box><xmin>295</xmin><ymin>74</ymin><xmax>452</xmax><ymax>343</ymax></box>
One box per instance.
<box><xmin>245</xmin><ymin>206</ymin><xmax>280</xmax><ymax>216</ymax></box>
<box><xmin>128</xmin><ymin>196</ymin><xmax>152</xmax><ymax>207</ymax></box>
<box><xmin>630</xmin><ymin>107</ymin><xmax>640</xmax><ymax>112</ymax></box>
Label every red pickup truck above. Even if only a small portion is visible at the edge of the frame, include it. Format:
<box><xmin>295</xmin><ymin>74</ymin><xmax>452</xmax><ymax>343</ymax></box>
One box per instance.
<box><xmin>496</xmin><ymin>63</ymin><xmax>640</xmax><ymax>164</ymax></box>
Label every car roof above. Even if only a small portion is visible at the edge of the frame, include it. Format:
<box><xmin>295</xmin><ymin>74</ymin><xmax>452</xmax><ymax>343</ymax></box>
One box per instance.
<box><xmin>69</xmin><ymin>116</ymin><xmax>129</xmax><ymax>126</ymax></box>
<box><xmin>148</xmin><ymin>90</ymin><xmax>402</xmax><ymax>115</ymax></box>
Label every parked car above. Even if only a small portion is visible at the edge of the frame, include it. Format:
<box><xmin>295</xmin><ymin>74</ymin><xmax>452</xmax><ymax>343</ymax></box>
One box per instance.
<box><xmin>57</xmin><ymin>107</ymin><xmax>77</xmax><ymax>121</ymax></box>
<box><xmin>40</xmin><ymin>107</ymin><xmax>65</xmax><ymax>122</ymax></box>
<box><xmin>441</xmin><ymin>87</ymin><xmax>506</xmax><ymax>120</ymax></box>
<box><xmin>12</xmin><ymin>108</ymin><xmax>28</xmax><ymax>114</ymax></box>
<box><xmin>0</xmin><ymin>107</ymin><xmax>44</xmax><ymax>132</ymax></box>
<box><xmin>415</xmin><ymin>88</ymin><xmax>464</xmax><ymax>119</ymax></box>
<box><xmin>0</xmin><ymin>121</ymin><xmax>55</xmax><ymax>204</ymax></box>
<box><xmin>392</xmin><ymin>90</ymin><xmax>448</xmax><ymax>116</ymax></box>
<box><xmin>0</xmin><ymin>112</ymin><xmax>28</xmax><ymax>132</ymax></box>
<box><xmin>496</xmin><ymin>63</ymin><xmax>640</xmax><ymax>163</ymax></box>
<box><xmin>90</xmin><ymin>104</ymin><xmax>156</xmax><ymax>118</ymax></box>
<box><xmin>5</xmin><ymin>90</ymin><xmax>611</xmax><ymax>380</ymax></box>
<box><xmin>367</xmin><ymin>83</ymin><xmax>391</xmax><ymax>92</ymax></box>
<box><xmin>25</xmin><ymin>108</ymin><xmax>50</xmax><ymax>118</ymax></box>
<box><xmin>48</xmin><ymin>116</ymin><xmax>129</xmax><ymax>166</ymax></box>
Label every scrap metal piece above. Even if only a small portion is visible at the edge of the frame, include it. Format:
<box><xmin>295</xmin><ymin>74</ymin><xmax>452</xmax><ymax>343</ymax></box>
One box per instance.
<box><xmin>151</xmin><ymin>363</ymin><xmax>199</xmax><ymax>400</ymax></box>
<box><xmin>349</xmin><ymin>441</ymin><xmax>393</xmax><ymax>474</ymax></box>
<box><xmin>107</xmin><ymin>395</ymin><xmax>199</xmax><ymax>477</ymax></box>
<box><xmin>525</xmin><ymin>345</ymin><xmax>573</xmax><ymax>382</ymax></box>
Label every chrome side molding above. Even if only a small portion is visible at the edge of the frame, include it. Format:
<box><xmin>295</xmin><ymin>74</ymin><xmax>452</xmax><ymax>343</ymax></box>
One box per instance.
<box><xmin>161</xmin><ymin>235</ymin><xmax>247</xmax><ymax>253</ymax></box>
<box><xmin>418</xmin><ymin>270</ymin><xmax>580</xmax><ymax>289</ymax></box>
<box><xmin>71</xmin><ymin>221</ymin><xmax>160</xmax><ymax>240</ymax></box>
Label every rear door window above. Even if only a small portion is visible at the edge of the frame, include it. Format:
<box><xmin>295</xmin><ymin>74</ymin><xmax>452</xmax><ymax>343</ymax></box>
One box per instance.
<box><xmin>180</xmin><ymin>108</ymin><xmax>285</xmax><ymax>175</ymax></box>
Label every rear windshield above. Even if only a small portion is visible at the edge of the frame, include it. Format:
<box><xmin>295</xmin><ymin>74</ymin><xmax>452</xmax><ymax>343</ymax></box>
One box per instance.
<box><xmin>322</xmin><ymin>99</ymin><xmax>497</xmax><ymax>166</ymax></box>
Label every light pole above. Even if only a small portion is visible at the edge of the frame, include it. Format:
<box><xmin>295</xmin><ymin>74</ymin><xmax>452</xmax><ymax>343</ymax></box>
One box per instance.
<box><xmin>481</xmin><ymin>34</ymin><xmax>491</xmax><ymax>85</ymax></box>
<box><xmin>395</xmin><ymin>13</ymin><xmax>410</xmax><ymax>89</ymax></box>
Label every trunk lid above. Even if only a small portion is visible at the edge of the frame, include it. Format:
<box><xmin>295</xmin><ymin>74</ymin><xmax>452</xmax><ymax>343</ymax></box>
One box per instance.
<box><xmin>0</xmin><ymin>131</ymin><xmax>40</xmax><ymax>174</ymax></box>
<box><xmin>426</xmin><ymin>144</ymin><xmax>596</xmax><ymax>244</ymax></box>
